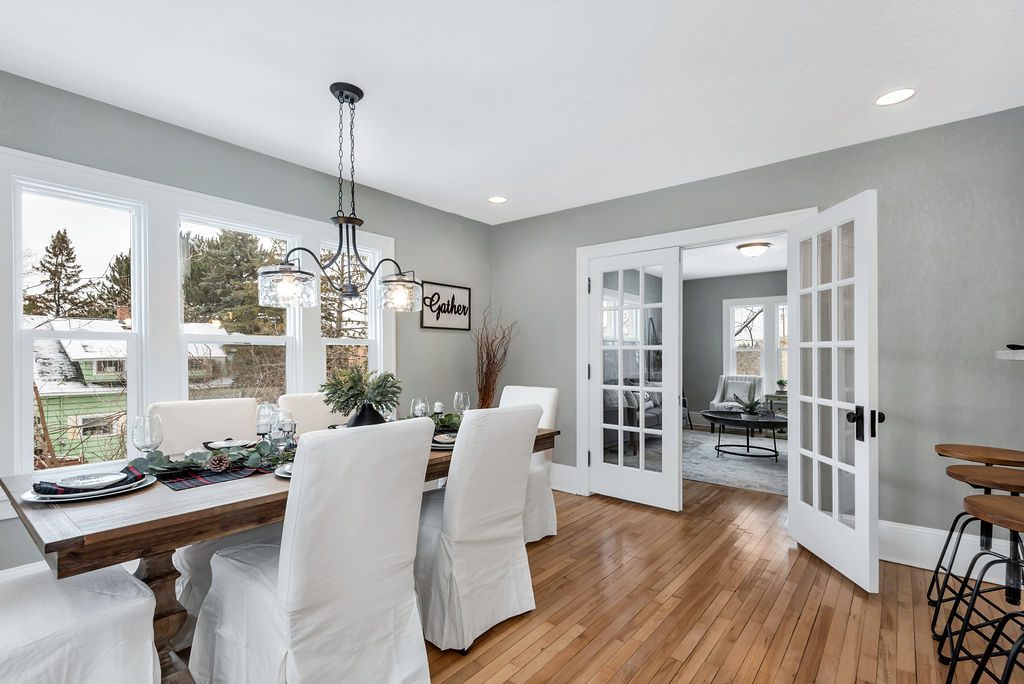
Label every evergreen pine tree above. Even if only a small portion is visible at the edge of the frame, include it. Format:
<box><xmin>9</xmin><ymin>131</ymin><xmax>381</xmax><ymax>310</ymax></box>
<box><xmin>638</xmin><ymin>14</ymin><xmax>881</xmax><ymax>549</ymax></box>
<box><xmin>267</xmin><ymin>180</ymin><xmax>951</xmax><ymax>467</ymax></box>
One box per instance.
<box><xmin>91</xmin><ymin>252</ymin><xmax>132</xmax><ymax>318</ymax></box>
<box><xmin>23</xmin><ymin>229</ymin><xmax>93</xmax><ymax>317</ymax></box>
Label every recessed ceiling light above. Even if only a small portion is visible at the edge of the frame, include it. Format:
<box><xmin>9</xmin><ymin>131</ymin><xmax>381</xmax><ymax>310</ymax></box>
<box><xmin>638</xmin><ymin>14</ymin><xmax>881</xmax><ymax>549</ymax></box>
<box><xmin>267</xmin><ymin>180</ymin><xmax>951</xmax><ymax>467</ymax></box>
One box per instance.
<box><xmin>737</xmin><ymin>242</ymin><xmax>771</xmax><ymax>258</ymax></box>
<box><xmin>875</xmin><ymin>88</ymin><xmax>915</xmax><ymax>106</ymax></box>
<box><xmin>487</xmin><ymin>196</ymin><xmax>508</xmax><ymax>204</ymax></box>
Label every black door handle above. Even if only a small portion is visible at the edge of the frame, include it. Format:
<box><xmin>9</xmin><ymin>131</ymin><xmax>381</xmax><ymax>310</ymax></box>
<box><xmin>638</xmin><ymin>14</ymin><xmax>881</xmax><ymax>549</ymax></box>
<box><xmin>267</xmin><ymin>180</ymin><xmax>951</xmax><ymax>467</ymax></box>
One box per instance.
<box><xmin>871</xmin><ymin>410</ymin><xmax>885</xmax><ymax>438</ymax></box>
<box><xmin>846</xmin><ymin>405</ymin><xmax>865</xmax><ymax>442</ymax></box>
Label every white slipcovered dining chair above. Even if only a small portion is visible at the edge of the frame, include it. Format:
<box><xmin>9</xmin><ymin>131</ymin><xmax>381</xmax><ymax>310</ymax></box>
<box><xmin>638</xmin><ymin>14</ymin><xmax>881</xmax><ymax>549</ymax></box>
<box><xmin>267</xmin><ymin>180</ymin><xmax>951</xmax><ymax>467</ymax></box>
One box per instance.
<box><xmin>189</xmin><ymin>418</ymin><xmax>436</xmax><ymax>684</ymax></box>
<box><xmin>415</xmin><ymin>404</ymin><xmax>542</xmax><ymax>652</ymax></box>
<box><xmin>278</xmin><ymin>392</ymin><xmax>347</xmax><ymax>435</ymax></box>
<box><xmin>499</xmin><ymin>385</ymin><xmax>559</xmax><ymax>542</ymax></box>
<box><xmin>146</xmin><ymin>397</ymin><xmax>281</xmax><ymax>648</ymax></box>
<box><xmin>0</xmin><ymin>561</ymin><xmax>159</xmax><ymax>684</ymax></box>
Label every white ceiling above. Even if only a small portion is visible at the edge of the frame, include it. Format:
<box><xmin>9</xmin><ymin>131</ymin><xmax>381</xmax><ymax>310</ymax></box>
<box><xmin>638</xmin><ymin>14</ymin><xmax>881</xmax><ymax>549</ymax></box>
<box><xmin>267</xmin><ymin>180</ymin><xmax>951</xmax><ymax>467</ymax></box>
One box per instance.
<box><xmin>683</xmin><ymin>236</ymin><xmax>788</xmax><ymax>281</ymax></box>
<box><xmin>1</xmin><ymin>2</ymin><xmax>1022</xmax><ymax>225</ymax></box>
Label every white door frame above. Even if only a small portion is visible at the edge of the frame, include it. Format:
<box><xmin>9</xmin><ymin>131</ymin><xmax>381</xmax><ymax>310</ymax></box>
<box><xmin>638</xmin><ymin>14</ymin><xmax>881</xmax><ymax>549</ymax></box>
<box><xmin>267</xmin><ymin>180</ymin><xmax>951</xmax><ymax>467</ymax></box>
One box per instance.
<box><xmin>575</xmin><ymin>207</ymin><xmax>817</xmax><ymax>496</ymax></box>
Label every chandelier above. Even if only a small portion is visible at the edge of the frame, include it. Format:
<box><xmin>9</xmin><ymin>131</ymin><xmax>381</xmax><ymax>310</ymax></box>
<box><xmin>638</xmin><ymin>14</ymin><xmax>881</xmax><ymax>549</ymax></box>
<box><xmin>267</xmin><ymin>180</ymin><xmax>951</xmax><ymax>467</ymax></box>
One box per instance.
<box><xmin>257</xmin><ymin>83</ymin><xmax>422</xmax><ymax>312</ymax></box>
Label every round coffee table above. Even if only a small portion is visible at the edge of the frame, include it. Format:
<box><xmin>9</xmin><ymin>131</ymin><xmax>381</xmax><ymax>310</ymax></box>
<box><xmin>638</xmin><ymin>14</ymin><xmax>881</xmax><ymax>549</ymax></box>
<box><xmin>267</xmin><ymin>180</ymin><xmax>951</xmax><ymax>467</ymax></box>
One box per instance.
<box><xmin>700</xmin><ymin>410</ymin><xmax>788</xmax><ymax>462</ymax></box>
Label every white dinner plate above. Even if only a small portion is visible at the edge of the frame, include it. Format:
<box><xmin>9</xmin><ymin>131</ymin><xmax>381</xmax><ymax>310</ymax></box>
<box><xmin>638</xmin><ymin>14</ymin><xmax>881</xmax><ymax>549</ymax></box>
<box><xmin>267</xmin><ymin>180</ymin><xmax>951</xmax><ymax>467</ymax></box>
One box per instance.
<box><xmin>203</xmin><ymin>439</ymin><xmax>258</xmax><ymax>451</ymax></box>
<box><xmin>431</xmin><ymin>442</ymin><xmax>455</xmax><ymax>451</ymax></box>
<box><xmin>432</xmin><ymin>433</ymin><xmax>457</xmax><ymax>445</ymax></box>
<box><xmin>55</xmin><ymin>472</ymin><xmax>128</xmax><ymax>490</ymax></box>
<box><xmin>21</xmin><ymin>475</ymin><xmax>157</xmax><ymax>504</ymax></box>
<box><xmin>274</xmin><ymin>464</ymin><xmax>293</xmax><ymax>479</ymax></box>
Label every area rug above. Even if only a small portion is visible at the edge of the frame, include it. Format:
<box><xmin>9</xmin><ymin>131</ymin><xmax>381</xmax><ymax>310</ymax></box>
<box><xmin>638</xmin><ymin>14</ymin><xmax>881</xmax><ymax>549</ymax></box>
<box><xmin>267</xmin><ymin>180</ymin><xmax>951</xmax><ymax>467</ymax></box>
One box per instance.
<box><xmin>682</xmin><ymin>429</ymin><xmax>787</xmax><ymax>495</ymax></box>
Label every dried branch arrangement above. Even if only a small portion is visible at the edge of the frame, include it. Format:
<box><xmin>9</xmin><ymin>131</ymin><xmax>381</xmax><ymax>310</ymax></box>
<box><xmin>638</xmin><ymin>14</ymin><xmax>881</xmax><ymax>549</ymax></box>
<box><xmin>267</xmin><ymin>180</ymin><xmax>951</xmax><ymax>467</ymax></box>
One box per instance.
<box><xmin>472</xmin><ymin>307</ymin><xmax>518</xmax><ymax>408</ymax></box>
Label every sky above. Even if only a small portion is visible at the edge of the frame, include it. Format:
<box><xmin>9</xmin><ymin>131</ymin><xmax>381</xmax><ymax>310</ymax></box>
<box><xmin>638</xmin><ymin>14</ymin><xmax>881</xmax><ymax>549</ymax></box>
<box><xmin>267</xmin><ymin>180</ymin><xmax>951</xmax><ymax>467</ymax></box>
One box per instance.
<box><xmin>21</xmin><ymin>191</ymin><xmax>132</xmax><ymax>294</ymax></box>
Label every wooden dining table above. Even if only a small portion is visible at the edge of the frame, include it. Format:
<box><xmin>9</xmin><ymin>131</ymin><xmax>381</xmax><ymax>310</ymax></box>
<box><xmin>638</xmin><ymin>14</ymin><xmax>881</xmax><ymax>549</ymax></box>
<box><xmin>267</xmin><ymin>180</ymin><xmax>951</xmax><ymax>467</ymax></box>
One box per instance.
<box><xmin>0</xmin><ymin>428</ymin><xmax>559</xmax><ymax>683</ymax></box>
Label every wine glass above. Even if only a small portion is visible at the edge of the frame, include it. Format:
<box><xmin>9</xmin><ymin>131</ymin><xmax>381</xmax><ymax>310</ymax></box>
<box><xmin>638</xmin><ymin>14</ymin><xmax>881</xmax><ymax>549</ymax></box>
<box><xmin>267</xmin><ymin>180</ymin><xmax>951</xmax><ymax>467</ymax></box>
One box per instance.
<box><xmin>453</xmin><ymin>391</ymin><xmax>471</xmax><ymax>416</ymax></box>
<box><xmin>410</xmin><ymin>397</ymin><xmax>430</xmax><ymax>418</ymax></box>
<box><xmin>132</xmin><ymin>415</ymin><xmax>164</xmax><ymax>455</ymax></box>
<box><xmin>256</xmin><ymin>403</ymin><xmax>276</xmax><ymax>438</ymax></box>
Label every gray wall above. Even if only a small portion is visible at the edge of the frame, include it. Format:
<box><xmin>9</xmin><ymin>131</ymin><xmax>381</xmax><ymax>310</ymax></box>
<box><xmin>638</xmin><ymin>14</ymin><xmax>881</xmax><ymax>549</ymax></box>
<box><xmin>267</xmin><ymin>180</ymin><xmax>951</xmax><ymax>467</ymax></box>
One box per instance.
<box><xmin>683</xmin><ymin>271</ymin><xmax>788</xmax><ymax>418</ymax></box>
<box><xmin>491</xmin><ymin>105</ymin><xmax>1024</xmax><ymax>530</ymax></box>
<box><xmin>0</xmin><ymin>71</ymin><xmax>490</xmax><ymax>412</ymax></box>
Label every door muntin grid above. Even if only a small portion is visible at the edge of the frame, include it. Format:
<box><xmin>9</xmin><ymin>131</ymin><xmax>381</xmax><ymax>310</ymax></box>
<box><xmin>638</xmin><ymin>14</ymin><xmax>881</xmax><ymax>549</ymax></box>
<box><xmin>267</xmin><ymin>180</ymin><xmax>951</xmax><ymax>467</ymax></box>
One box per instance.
<box><xmin>797</xmin><ymin>220</ymin><xmax>857</xmax><ymax>529</ymax></box>
<box><xmin>600</xmin><ymin>265</ymin><xmax>664</xmax><ymax>473</ymax></box>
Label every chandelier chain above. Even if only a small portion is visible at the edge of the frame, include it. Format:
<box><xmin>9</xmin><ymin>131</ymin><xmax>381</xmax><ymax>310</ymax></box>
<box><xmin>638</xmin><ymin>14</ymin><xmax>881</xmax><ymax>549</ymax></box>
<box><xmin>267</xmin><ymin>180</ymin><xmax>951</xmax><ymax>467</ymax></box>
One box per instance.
<box><xmin>348</xmin><ymin>100</ymin><xmax>357</xmax><ymax>217</ymax></box>
<box><xmin>337</xmin><ymin>96</ymin><xmax>346</xmax><ymax>217</ymax></box>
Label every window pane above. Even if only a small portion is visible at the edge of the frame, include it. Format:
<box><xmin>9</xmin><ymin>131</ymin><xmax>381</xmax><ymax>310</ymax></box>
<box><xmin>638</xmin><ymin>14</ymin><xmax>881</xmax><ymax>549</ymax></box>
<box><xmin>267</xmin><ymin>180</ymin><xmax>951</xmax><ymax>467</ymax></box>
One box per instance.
<box><xmin>733</xmin><ymin>305</ymin><xmax>764</xmax><ymax>375</ymax></box>
<box><xmin>326</xmin><ymin>344</ymin><xmax>369</xmax><ymax>377</ymax></box>
<box><xmin>32</xmin><ymin>338</ymin><xmax>128</xmax><ymax>469</ymax></box>
<box><xmin>21</xmin><ymin>191</ymin><xmax>133</xmax><ymax>326</ymax></box>
<box><xmin>818</xmin><ymin>229</ymin><xmax>833</xmax><ymax>285</ymax></box>
<box><xmin>187</xmin><ymin>343</ymin><xmax>285</xmax><ymax>404</ymax></box>
<box><xmin>321</xmin><ymin>249</ymin><xmax>373</xmax><ymax>339</ymax></box>
<box><xmin>180</xmin><ymin>220</ymin><xmax>286</xmax><ymax>335</ymax></box>
<box><xmin>777</xmin><ymin>305</ymin><xmax>788</xmax><ymax>383</ymax></box>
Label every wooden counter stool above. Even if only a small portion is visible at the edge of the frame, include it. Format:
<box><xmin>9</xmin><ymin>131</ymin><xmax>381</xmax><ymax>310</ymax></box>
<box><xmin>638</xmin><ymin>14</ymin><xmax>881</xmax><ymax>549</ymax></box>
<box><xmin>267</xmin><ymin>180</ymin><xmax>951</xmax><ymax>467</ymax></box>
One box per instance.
<box><xmin>939</xmin><ymin>495</ymin><xmax>1024</xmax><ymax>683</ymax></box>
<box><xmin>931</xmin><ymin>445</ymin><xmax>1024</xmax><ymax>610</ymax></box>
<box><xmin>929</xmin><ymin>466</ymin><xmax>1024</xmax><ymax>641</ymax></box>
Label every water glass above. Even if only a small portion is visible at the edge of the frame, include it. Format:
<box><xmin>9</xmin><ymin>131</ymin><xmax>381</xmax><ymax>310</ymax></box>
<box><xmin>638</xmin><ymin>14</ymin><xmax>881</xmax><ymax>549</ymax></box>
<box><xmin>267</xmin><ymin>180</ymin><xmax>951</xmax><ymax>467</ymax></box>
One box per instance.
<box><xmin>256</xmin><ymin>403</ymin><xmax>277</xmax><ymax>437</ymax></box>
<box><xmin>410</xmin><ymin>397</ymin><xmax>430</xmax><ymax>418</ymax></box>
<box><xmin>453</xmin><ymin>391</ymin><xmax>471</xmax><ymax>415</ymax></box>
<box><xmin>132</xmin><ymin>415</ymin><xmax>163</xmax><ymax>454</ymax></box>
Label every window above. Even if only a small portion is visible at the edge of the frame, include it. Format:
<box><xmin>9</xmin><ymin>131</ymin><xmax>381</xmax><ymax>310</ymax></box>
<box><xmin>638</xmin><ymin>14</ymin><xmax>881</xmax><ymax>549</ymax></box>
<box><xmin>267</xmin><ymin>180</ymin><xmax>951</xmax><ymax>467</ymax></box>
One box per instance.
<box><xmin>723</xmin><ymin>296</ymin><xmax>787</xmax><ymax>391</ymax></box>
<box><xmin>3</xmin><ymin>149</ymin><xmax>397</xmax><ymax>475</ymax></box>
<box><xmin>321</xmin><ymin>243</ymin><xmax>382</xmax><ymax>378</ymax></box>
<box><xmin>95</xmin><ymin>359</ymin><xmax>126</xmax><ymax>375</ymax></box>
<box><xmin>18</xmin><ymin>184</ymin><xmax>139</xmax><ymax>469</ymax></box>
<box><xmin>179</xmin><ymin>218</ymin><xmax>290</xmax><ymax>403</ymax></box>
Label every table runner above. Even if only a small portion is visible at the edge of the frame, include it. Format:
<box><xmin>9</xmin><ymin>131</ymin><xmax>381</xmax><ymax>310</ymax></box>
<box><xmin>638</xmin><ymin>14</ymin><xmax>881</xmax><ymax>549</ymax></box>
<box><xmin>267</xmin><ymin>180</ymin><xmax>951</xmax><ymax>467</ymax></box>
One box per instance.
<box><xmin>156</xmin><ymin>465</ymin><xmax>275</xmax><ymax>491</ymax></box>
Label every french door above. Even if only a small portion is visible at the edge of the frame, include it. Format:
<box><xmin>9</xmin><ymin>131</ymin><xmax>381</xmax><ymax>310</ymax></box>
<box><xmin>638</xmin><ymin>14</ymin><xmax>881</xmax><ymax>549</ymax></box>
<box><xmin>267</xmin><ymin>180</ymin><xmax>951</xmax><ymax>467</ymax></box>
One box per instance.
<box><xmin>588</xmin><ymin>248</ymin><xmax>681</xmax><ymax>511</ymax></box>
<box><xmin>787</xmin><ymin>190</ymin><xmax>879</xmax><ymax>593</ymax></box>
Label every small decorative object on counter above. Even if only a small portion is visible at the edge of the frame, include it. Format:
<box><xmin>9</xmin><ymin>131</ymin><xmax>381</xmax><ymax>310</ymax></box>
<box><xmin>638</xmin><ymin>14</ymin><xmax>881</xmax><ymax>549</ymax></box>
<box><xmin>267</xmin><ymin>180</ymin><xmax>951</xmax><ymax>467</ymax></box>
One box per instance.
<box><xmin>776</xmin><ymin>379</ymin><xmax>788</xmax><ymax>394</ymax></box>
<box><xmin>204</xmin><ymin>453</ymin><xmax>232</xmax><ymax>473</ymax></box>
<box><xmin>433</xmin><ymin>401</ymin><xmax>444</xmax><ymax>416</ymax></box>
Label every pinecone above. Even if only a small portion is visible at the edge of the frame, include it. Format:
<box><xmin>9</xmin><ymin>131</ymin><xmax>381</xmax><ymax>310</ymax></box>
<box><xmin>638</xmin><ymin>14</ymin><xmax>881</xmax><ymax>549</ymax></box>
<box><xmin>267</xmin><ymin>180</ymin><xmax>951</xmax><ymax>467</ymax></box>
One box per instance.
<box><xmin>205</xmin><ymin>453</ymin><xmax>232</xmax><ymax>473</ymax></box>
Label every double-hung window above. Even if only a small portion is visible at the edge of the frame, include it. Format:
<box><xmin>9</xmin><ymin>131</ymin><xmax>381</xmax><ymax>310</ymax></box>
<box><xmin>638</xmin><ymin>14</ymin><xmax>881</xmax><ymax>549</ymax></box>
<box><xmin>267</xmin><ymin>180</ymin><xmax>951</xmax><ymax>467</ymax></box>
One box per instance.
<box><xmin>723</xmin><ymin>296</ymin><xmax>788</xmax><ymax>389</ymax></box>
<box><xmin>320</xmin><ymin>241</ymin><xmax>382</xmax><ymax>377</ymax></box>
<box><xmin>15</xmin><ymin>181</ymin><xmax>142</xmax><ymax>471</ymax></box>
<box><xmin>179</xmin><ymin>216</ymin><xmax>293</xmax><ymax>404</ymax></box>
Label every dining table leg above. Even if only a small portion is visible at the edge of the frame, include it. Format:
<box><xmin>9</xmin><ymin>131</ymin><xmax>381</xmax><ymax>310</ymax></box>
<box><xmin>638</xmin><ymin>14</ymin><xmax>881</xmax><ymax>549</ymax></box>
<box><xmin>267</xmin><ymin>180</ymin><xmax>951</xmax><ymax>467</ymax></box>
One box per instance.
<box><xmin>134</xmin><ymin>550</ymin><xmax>195</xmax><ymax>684</ymax></box>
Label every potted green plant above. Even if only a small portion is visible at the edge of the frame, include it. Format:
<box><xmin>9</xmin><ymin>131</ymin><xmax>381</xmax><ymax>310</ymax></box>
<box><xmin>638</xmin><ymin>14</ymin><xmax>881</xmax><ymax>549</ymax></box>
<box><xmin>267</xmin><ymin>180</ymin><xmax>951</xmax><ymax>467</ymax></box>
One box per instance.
<box><xmin>733</xmin><ymin>393</ymin><xmax>763</xmax><ymax>420</ymax></box>
<box><xmin>321</xmin><ymin>368</ymin><xmax>403</xmax><ymax>427</ymax></box>
<box><xmin>776</xmin><ymin>378</ymin><xmax>788</xmax><ymax>394</ymax></box>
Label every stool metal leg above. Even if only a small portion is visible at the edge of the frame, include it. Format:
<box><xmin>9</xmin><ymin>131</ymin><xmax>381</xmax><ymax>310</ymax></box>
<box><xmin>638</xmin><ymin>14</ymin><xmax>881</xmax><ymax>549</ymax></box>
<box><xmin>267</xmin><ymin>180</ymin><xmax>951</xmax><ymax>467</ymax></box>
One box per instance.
<box><xmin>943</xmin><ymin>556</ymin><xmax>1010</xmax><ymax>683</ymax></box>
<box><xmin>970</xmin><ymin>611</ymin><xmax>1024</xmax><ymax>684</ymax></box>
<box><xmin>932</xmin><ymin>515</ymin><xmax>983</xmax><ymax>639</ymax></box>
<box><xmin>930</xmin><ymin>511</ymin><xmax>973</xmax><ymax>606</ymax></box>
<box><xmin>938</xmin><ymin>552</ymin><xmax>1006</xmax><ymax>666</ymax></box>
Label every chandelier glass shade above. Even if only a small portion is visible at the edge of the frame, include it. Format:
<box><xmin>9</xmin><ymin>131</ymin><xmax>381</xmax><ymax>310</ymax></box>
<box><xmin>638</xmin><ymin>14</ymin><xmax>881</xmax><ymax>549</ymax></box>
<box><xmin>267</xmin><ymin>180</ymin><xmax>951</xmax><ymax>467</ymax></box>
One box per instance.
<box><xmin>257</xmin><ymin>82</ymin><xmax>421</xmax><ymax>312</ymax></box>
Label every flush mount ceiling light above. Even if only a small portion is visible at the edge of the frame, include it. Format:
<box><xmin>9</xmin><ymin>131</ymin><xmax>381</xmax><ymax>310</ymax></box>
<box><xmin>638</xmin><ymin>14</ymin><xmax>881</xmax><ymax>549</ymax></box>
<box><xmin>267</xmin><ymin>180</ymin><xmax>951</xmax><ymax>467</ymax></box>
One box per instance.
<box><xmin>875</xmin><ymin>88</ymin><xmax>916</xmax><ymax>106</ymax></box>
<box><xmin>736</xmin><ymin>241</ymin><xmax>772</xmax><ymax>258</ymax></box>
<box><xmin>487</xmin><ymin>196</ymin><xmax>508</xmax><ymax>204</ymax></box>
<box><xmin>258</xmin><ymin>82</ymin><xmax>422</xmax><ymax>312</ymax></box>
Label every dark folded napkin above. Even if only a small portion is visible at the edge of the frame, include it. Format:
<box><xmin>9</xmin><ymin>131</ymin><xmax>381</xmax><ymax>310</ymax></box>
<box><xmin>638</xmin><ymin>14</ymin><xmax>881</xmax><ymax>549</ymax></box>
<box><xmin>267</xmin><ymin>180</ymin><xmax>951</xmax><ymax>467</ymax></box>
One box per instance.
<box><xmin>33</xmin><ymin>464</ymin><xmax>145</xmax><ymax>496</ymax></box>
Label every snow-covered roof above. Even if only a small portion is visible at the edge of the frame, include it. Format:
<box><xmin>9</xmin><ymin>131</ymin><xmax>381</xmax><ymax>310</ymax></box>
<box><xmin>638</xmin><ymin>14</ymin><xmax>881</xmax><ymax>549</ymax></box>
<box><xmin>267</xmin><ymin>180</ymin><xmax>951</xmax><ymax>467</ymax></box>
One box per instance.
<box><xmin>28</xmin><ymin>316</ymin><xmax>230</xmax><ymax>395</ymax></box>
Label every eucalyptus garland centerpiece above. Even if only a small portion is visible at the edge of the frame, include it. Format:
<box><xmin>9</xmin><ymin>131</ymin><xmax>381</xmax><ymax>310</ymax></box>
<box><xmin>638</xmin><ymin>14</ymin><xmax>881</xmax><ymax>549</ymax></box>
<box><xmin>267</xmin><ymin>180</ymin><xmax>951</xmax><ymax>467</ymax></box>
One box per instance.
<box><xmin>321</xmin><ymin>367</ymin><xmax>403</xmax><ymax>427</ymax></box>
<box><xmin>130</xmin><ymin>441</ymin><xmax>296</xmax><ymax>477</ymax></box>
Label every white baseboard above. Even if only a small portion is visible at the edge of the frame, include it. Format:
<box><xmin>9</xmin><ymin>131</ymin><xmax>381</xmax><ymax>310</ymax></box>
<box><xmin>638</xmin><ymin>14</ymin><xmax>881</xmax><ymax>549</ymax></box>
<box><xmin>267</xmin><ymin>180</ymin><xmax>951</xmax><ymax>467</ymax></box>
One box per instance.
<box><xmin>879</xmin><ymin>518</ymin><xmax>1011</xmax><ymax>580</ymax></box>
<box><xmin>550</xmin><ymin>463</ymin><xmax>580</xmax><ymax>495</ymax></box>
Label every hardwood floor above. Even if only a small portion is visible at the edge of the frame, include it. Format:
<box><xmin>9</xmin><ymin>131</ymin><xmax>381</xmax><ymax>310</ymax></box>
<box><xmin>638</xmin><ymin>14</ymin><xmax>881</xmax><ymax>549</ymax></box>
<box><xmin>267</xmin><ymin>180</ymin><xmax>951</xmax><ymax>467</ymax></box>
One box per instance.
<box><xmin>426</xmin><ymin>482</ymin><xmax>994</xmax><ymax>684</ymax></box>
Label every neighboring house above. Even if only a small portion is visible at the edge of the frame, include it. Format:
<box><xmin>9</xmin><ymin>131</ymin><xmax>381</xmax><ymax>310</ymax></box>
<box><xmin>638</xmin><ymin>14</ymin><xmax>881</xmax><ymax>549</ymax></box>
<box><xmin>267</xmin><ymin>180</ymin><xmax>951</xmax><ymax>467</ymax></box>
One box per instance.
<box><xmin>28</xmin><ymin>315</ymin><xmax>227</xmax><ymax>465</ymax></box>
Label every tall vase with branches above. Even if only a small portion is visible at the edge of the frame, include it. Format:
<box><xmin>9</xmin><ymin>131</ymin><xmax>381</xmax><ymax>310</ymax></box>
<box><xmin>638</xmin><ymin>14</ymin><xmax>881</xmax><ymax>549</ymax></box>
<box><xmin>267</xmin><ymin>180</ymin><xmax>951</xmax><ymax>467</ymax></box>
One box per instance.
<box><xmin>472</xmin><ymin>307</ymin><xmax>517</xmax><ymax>408</ymax></box>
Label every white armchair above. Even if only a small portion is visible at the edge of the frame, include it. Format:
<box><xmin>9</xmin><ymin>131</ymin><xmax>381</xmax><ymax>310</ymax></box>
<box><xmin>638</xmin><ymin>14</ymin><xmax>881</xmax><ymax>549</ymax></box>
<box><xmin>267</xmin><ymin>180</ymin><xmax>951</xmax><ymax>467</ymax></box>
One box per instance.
<box><xmin>709</xmin><ymin>375</ymin><xmax>763</xmax><ymax>411</ymax></box>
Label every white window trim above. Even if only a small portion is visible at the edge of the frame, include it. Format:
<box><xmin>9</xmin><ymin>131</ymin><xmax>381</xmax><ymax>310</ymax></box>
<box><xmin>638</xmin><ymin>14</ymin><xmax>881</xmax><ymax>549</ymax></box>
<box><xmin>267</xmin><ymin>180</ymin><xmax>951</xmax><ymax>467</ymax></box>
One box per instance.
<box><xmin>722</xmin><ymin>295</ymin><xmax>787</xmax><ymax>392</ymax></box>
<box><xmin>0</xmin><ymin>144</ymin><xmax>397</xmax><ymax>481</ymax></box>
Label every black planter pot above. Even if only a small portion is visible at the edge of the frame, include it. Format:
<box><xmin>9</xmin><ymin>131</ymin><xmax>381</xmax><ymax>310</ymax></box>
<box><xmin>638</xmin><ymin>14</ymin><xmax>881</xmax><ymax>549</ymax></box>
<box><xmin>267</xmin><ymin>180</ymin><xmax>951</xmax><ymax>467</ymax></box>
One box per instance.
<box><xmin>346</xmin><ymin>403</ymin><xmax>387</xmax><ymax>427</ymax></box>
